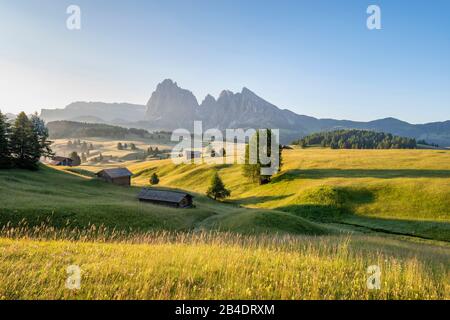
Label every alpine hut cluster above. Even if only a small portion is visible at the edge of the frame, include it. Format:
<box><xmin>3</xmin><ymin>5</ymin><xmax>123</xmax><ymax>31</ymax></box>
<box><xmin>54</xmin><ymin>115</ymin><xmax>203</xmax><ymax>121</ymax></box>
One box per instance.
<box><xmin>96</xmin><ymin>168</ymin><xmax>133</xmax><ymax>186</ymax></box>
<box><xmin>138</xmin><ymin>188</ymin><xmax>193</xmax><ymax>208</ymax></box>
<box><xmin>50</xmin><ymin>156</ymin><xmax>73</xmax><ymax>166</ymax></box>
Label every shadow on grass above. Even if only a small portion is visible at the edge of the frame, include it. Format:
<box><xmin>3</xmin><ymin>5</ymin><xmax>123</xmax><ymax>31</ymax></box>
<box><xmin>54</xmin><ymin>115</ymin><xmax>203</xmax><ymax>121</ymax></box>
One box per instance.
<box><xmin>276</xmin><ymin>186</ymin><xmax>450</xmax><ymax>242</ymax></box>
<box><xmin>272</xmin><ymin>169</ymin><xmax>450</xmax><ymax>182</ymax></box>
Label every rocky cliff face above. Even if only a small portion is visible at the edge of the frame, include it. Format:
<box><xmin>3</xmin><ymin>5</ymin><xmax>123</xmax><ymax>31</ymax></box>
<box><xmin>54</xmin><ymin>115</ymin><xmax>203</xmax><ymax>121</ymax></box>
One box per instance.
<box><xmin>145</xmin><ymin>80</ymin><xmax>307</xmax><ymax>131</ymax></box>
<box><xmin>145</xmin><ymin>79</ymin><xmax>198</xmax><ymax>129</ymax></box>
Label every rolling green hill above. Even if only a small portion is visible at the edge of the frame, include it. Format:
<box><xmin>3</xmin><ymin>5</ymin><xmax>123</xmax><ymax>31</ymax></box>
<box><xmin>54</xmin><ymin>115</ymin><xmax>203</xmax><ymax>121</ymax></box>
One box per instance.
<box><xmin>0</xmin><ymin>148</ymin><xmax>449</xmax><ymax>241</ymax></box>
<box><xmin>128</xmin><ymin>148</ymin><xmax>450</xmax><ymax>241</ymax></box>
<box><xmin>0</xmin><ymin>165</ymin><xmax>327</xmax><ymax>236</ymax></box>
<box><xmin>1</xmin><ymin>148</ymin><xmax>449</xmax><ymax>300</ymax></box>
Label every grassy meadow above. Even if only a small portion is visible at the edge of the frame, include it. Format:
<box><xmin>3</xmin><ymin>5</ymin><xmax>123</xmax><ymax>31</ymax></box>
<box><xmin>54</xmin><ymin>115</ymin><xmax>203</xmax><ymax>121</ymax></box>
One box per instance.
<box><xmin>0</xmin><ymin>228</ymin><xmax>448</xmax><ymax>300</ymax></box>
<box><xmin>51</xmin><ymin>137</ymin><xmax>173</xmax><ymax>164</ymax></box>
<box><xmin>128</xmin><ymin>148</ymin><xmax>450</xmax><ymax>241</ymax></box>
<box><xmin>0</xmin><ymin>146</ymin><xmax>449</xmax><ymax>299</ymax></box>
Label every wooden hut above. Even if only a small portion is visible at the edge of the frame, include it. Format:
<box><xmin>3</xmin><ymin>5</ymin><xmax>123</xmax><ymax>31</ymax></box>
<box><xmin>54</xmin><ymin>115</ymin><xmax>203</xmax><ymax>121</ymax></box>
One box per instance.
<box><xmin>185</xmin><ymin>150</ymin><xmax>202</xmax><ymax>160</ymax></box>
<box><xmin>138</xmin><ymin>188</ymin><xmax>193</xmax><ymax>208</ymax></box>
<box><xmin>50</xmin><ymin>156</ymin><xmax>73</xmax><ymax>166</ymax></box>
<box><xmin>96</xmin><ymin>168</ymin><xmax>132</xmax><ymax>186</ymax></box>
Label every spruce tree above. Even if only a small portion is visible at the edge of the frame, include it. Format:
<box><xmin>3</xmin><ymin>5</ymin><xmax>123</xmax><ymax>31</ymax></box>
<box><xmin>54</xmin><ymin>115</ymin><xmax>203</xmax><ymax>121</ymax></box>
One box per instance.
<box><xmin>9</xmin><ymin>112</ymin><xmax>41</xmax><ymax>169</ymax></box>
<box><xmin>30</xmin><ymin>113</ymin><xmax>53</xmax><ymax>159</ymax></box>
<box><xmin>0</xmin><ymin>111</ymin><xmax>12</xmax><ymax>168</ymax></box>
<box><xmin>206</xmin><ymin>172</ymin><xmax>230</xmax><ymax>200</ymax></box>
<box><xmin>70</xmin><ymin>151</ymin><xmax>81</xmax><ymax>166</ymax></box>
<box><xmin>150</xmin><ymin>173</ymin><xmax>159</xmax><ymax>185</ymax></box>
<box><xmin>243</xmin><ymin>129</ymin><xmax>282</xmax><ymax>184</ymax></box>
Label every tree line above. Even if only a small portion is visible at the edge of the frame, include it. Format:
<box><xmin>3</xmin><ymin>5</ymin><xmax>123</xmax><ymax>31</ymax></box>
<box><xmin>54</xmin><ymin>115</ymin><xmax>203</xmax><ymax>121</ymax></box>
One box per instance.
<box><xmin>67</xmin><ymin>139</ymin><xmax>94</xmax><ymax>152</ymax></box>
<box><xmin>0</xmin><ymin>111</ymin><xmax>53</xmax><ymax>170</ymax></box>
<box><xmin>47</xmin><ymin>121</ymin><xmax>151</xmax><ymax>139</ymax></box>
<box><xmin>417</xmin><ymin>140</ymin><xmax>439</xmax><ymax>148</ymax></box>
<box><xmin>293</xmin><ymin>129</ymin><xmax>417</xmax><ymax>149</ymax></box>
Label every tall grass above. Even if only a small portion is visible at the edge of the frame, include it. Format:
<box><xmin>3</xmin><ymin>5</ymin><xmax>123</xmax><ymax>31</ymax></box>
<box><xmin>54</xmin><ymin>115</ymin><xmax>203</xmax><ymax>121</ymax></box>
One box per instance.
<box><xmin>0</xmin><ymin>222</ymin><xmax>448</xmax><ymax>300</ymax></box>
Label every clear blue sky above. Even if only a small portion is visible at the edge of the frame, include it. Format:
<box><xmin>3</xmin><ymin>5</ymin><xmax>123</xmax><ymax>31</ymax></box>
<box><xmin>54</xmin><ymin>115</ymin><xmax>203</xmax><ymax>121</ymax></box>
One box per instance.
<box><xmin>1</xmin><ymin>0</ymin><xmax>449</xmax><ymax>123</ymax></box>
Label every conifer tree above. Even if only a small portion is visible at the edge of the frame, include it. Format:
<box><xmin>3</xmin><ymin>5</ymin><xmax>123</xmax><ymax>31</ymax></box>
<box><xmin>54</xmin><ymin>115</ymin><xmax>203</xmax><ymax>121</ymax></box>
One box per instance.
<box><xmin>30</xmin><ymin>113</ymin><xmax>53</xmax><ymax>159</ymax></box>
<box><xmin>206</xmin><ymin>172</ymin><xmax>230</xmax><ymax>200</ymax></box>
<box><xmin>70</xmin><ymin>151</ymin><xmax>81</xmax><ymax>166</ymax></box>
<box><xmin>0</xmin><ymin>111</ymin><xmax>11</xmax><ymax>168</ymax></box>
<box><xmin>150</xmin><ymin>173</ymin><xmax>160</xmax><ymax>185</ymax></box>
<box><xmin>243</xmin><ymin>129</ymin><xmax>281</xmax><ymax>184</ymax></box>
<box><xmin>9</xmin><ymin>112</ymin><xmax>41</xmax><ymax>169</ymax></box>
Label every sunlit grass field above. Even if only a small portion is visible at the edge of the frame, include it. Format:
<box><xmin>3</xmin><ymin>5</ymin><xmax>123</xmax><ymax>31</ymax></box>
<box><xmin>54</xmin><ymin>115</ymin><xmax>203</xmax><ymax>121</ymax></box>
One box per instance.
<box><xmin>0</xmin><ymin>147</ymin><xmax>449</xmax><ymax>299</ymax></box>
<box><xmin>128</xmin><ymin>148</ymin><xmax>450</xmax><ymax>241</ymax></box>
<box><xmin>130</xmin><ymin>148</ymin><xmax>450</xmax><ymax>221</ymax></box>
<box><xmin>0</xmin><ymin>226</ymin><xmax>448</xmax><ymax>300</ymax></box>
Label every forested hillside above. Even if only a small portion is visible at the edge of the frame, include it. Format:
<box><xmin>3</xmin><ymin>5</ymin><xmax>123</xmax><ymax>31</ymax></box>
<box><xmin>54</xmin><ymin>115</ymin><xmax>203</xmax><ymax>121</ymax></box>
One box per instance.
<box><xmin>293</xmin><ymin>129</ymin><xmax>417</xmax><ymax>149</ymax></box>
<box><xmin>47</xmin><ymin>121</ymin><xmax>152</xmax><ymax>139</ymax></box>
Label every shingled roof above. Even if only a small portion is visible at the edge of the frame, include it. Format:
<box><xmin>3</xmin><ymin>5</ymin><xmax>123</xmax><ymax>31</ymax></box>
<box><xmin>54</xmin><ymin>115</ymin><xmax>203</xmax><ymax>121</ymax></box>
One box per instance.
<box><xmin>96</xmin><ymin>168</ymin><xmax>132</xmax><ymax>178</ymax></box>
<box><xmin>138</xmin><ymin>188</ymin><xmax>193</xmax><ymax>203</ymax></box>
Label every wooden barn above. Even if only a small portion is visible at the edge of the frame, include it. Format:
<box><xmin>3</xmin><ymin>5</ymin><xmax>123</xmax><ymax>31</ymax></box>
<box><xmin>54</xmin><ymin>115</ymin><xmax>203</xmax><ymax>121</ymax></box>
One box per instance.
<box><xmin>138</xmin><ymin>188</ymin><xmax>194</xmax><ymax>208</ymax></box>
<box><xmin>96</xmin><ymin>168</ymin><xmax>132</xmax><ymax>186</ymax></box>
<box><xmin>50</xmin><ymin>156</ymin><xmax>73</xmax><ymax>166</ymax></box>
<box><xmin>185</xmin><ymin>150</ymin><xmax>202</xmax><ymax>160</ymax></box>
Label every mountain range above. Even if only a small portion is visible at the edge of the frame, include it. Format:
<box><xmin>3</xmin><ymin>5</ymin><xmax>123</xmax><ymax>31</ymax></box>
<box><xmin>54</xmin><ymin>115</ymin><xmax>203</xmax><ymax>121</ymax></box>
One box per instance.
<box><xmin>39</xmin><ymin>79</ymin><xmax>450</xmax><ymax>146</ymax></box>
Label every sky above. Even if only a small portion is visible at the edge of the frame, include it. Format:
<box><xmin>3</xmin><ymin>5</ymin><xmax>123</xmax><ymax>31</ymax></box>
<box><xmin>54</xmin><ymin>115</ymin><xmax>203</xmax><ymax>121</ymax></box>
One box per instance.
<box><xmin>0</xmin><ymin>0</ymin><xmax>449</xmax><ymax>123</ymax></box>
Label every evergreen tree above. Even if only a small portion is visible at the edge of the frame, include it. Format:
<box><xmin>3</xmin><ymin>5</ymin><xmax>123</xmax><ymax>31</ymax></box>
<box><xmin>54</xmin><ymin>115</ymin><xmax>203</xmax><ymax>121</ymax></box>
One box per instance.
<box><xmin>130</xmin><ymin>143</ymin><xmax>137</xmax><ymax>150</ymax></box>
<box><xmin>117</xmin><ymin>142</ymin><xmax>123</xmax><ymax>150</ymax></box>
<box><xmin>243</xmin><ymin>129</ymin><xmax>281</xmax><ymax>184</ymax></box>
<box><xmin>206</xmin><ymin>172</ymin><xmax>230</xmax><ymax>200</ymax></box>
<box><xmin>9</xmin><ymin>112</ymin><xmax>41</xmax><ymax>170</ymax></box>
<box><xmin>69</xmin><ymin>151</ymin><xmax>81</xmax><ymax>166</ymax></box>
<box><xmin>81</xmin><ymin>141</ymin><xmax>88</xmax><ymax>152</ymax></box>
<box><xmin>150</xmin><ymin>173</ymin><xmax>160</xmax><ymax>185</ymax></box>
<box><xmin>0</xmin><ymin>111</ymin><xmax>12</xmax><ymax>168</ymax></box>
<box><xmin>30</xmin><ymin>113</ymin><xmax>53</xmax><ymax>159</ymax></box>
<box><xmin>243</xmin><ymin>144</ymin><xmax>261</xmax><ymax>183</ymax></box>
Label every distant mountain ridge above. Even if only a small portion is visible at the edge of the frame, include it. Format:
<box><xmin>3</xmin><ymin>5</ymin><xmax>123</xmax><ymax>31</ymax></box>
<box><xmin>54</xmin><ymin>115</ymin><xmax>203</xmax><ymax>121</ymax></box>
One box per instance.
<box><xmin>40</xmin><ymin>79</ymin><xmax>450</xmax><ymax>146</ymax></box>
<box><xmin>41</xmin><ymin>102</ymin><xmax>147</xmax><ymax>124</ymax></box>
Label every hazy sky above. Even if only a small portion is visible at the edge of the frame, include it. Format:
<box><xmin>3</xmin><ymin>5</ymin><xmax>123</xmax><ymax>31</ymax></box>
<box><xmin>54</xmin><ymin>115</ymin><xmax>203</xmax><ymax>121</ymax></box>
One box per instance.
<box><xmin>1</xmin><ymin>0</ymin><xmax>449</xmax><ymax>123</ymax></box>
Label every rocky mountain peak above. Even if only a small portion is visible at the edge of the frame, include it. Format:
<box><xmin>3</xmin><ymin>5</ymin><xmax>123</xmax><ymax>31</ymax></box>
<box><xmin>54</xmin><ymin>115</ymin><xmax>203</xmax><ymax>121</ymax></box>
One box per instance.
<box><xmin>157</xmin><ymin>78</ymin><xmax>178</xmax><ymax>90</ymax></box>
<box><xmin>219</xmin><ymin>90</ymin><xmax>235</xmax><ymax>99</ymax></box>
<box><xmin>145</xmin><ymin>79</ymin><xmax>199</xmax><ymax>129</ymax></box>
<box><xmin>201</xmin><ymin>94</ymin><xmax>216</xmax><ymax>106</ymax></box>
<box><xmin>241</xmin><ymin>87</ymin><xmax>255</xmax><ymax>95</ymax></box>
